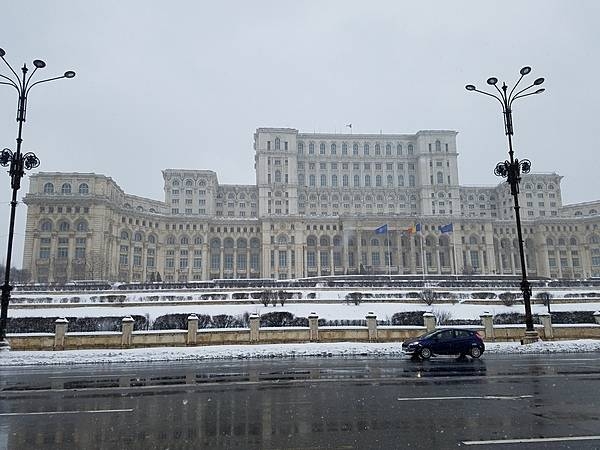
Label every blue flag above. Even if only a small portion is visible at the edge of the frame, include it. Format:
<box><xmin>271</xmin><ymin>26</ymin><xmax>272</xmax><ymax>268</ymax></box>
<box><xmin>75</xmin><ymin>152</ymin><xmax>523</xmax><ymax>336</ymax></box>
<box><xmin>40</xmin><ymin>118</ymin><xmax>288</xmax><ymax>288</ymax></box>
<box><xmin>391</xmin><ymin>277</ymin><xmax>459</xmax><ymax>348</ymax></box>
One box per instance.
<box><xmin>415</xmin><ymin>223</ymin><xmax>421</xmax><ymax>233</ymax></box>
<box><xmin>439</xmin><ymin>223</ymin><xmax>453</xmax><ymax>233</ymax></box>
<box><xmin>375</xmin><ymin>224</ymin><xmax>388</xmax><ymax>234</ymax></box>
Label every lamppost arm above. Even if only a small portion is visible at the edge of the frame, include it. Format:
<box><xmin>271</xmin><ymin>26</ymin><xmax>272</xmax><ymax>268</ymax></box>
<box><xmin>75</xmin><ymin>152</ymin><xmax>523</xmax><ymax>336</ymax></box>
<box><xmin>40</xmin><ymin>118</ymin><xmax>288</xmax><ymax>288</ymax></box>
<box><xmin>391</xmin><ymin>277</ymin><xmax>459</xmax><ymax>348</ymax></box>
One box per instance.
<box><xmin>26</xmin><ymin>73</ymin><xmax>75</xmax><ymax>97</ymax></box>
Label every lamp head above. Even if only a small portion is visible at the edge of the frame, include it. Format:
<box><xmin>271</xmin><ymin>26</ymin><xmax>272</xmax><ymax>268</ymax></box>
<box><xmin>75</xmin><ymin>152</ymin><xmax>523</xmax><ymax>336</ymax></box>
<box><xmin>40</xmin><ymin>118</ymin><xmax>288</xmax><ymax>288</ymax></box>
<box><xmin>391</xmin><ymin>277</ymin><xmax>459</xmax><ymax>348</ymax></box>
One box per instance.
<box><xmin>534</xmin><ymin>77</ymin><xmax>544</xmax><ymax>85</ymax></box>
<box><xmin>465</xmin><ymin>84</ymin><xmax>476</xmax><ymax>91</ymax></box>
<box><xmin>520</xmin><ymin>66</ymin><xmax>532</xmax><ymax>75</ymax></box>
<box><xmin>487</xmin><ymin>77</ymin><xmax>498</xmax><ymax>85</ymax></box>
<box><xmin>64</xmin><ymin>71</ymin><xmax>76</xmax><ymax>78</ymax></box>
<box><xmin>0</xmin><ymin>48</ymin><xmax>5</xmax><ymax>57</ymax></box>
<box><xmin>33</xmin><ymin>59</ymin><xmax>46</xmax><ymax>68</ymax></box>
<box><xmin>535</xmin><ymin>88</ymin><xmax>545</xmax><ymax>94</ymax></box>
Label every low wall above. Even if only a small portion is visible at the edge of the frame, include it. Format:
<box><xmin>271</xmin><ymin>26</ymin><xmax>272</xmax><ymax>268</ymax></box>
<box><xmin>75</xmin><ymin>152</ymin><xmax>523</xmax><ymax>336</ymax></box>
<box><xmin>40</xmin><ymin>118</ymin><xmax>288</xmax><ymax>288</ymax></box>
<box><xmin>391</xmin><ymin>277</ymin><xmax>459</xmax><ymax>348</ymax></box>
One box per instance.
<box><xmin>7</xmin><ymin>312</ymin><xmax>600</xmax><ymax>351</ymax></box>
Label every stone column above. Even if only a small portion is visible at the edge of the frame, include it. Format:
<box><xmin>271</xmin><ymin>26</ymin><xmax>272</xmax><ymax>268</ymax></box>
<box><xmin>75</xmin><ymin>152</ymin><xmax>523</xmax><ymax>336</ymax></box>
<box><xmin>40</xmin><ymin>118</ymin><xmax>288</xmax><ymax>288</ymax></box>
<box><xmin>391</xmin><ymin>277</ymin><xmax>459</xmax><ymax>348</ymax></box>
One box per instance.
<box><xmin>187</xmin><ymin>314</ymin><xmax>199</xmax><ymax>345</ymax></box>
<box><xmin>54</xmin><ymin>318</ymin><xmax>68</xmax><ymax>350</ymax></box>
<box><xmin>538</xmin><ymin>312</ymin><xmax>553</xmax><ymax>340</ymax></box>
<box><xmin>201</xmin><ymin>244</ymin><xmax>208</xmax><ymax>280</ymax></box>
<box><xmin>121</xmin><ymin>316</ymin><xmax>135</xmax><ymax>348</ymax></box>
<box><xmin>366</xmin><ymin>312</ymin><xmax>378</xmax><ymax>341</ymax></box>
<box><xmin>480</xmin><ymin>312</ymin><xmax>494</xmax><ymax>341</ymax></box>
<box><xmin>423</xmin><ymin>312</ymin><xmax>436</xmax><ymax>332</ymax></box>
<box><xmin>249</xmin><ymin>313</ymin><xmax>260</xmax><ymax>342</ymax></box>
<box><xmin>308</xmin><ymin>312</ymin><xmax>319</xmax><ymax>342</ymax></box>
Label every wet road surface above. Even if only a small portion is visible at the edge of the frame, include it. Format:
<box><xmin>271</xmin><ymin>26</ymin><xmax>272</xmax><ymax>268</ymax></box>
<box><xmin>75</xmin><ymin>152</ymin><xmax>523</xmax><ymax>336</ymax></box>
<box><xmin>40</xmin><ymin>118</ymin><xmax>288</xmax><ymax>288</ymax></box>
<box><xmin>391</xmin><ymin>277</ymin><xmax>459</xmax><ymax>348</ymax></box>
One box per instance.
<box><xmin>2</xmin><ymin>354</ymin><xmax>600</xmax><ymax>449</ymax></box>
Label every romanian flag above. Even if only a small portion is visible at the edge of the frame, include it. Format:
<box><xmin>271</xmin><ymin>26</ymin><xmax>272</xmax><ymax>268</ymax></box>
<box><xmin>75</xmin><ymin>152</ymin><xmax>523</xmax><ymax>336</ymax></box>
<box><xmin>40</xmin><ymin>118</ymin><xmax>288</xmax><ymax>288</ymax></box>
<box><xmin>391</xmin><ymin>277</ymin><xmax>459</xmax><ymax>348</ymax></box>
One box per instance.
<box><xmin>404</xmin><ymin>223</ymin><xmax>421</xmax><ymax>234</ymax></box>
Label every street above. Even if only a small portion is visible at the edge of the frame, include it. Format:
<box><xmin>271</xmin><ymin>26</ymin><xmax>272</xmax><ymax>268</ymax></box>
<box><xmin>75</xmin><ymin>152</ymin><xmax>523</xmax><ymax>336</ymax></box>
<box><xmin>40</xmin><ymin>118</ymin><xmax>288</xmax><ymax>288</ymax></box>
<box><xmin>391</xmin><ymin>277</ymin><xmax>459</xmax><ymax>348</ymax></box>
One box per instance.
<box><xmin>1</xmin><ymin>354</ymin><xmax>600</xmax><ymax>449</ymax></box>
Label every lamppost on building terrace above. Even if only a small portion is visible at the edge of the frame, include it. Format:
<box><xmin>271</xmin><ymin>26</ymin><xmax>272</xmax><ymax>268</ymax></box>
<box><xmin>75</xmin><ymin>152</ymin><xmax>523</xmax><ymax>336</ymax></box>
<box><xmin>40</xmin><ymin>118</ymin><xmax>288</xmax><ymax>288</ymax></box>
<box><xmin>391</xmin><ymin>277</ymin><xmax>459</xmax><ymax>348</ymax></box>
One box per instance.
<box><xmin>0</xmin><ymin>47</ymin><xmax>75</xmax><ymax>349</ymax></box>
<box><xmin>465</xmin><ymin>66</ymin><xmax>545</xmax><ymax>344</ymax></box>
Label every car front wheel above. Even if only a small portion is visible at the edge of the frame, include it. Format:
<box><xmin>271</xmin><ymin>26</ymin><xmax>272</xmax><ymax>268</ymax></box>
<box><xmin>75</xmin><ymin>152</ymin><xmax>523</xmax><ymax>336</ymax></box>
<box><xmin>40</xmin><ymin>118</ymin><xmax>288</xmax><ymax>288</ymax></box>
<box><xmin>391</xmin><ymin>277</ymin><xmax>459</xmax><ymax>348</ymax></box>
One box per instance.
<box><xmin>419</xmin><ymin>347</ymin><xmax>432</xmax><ymax>359</ymax></box>
<box><xmin>470</xmin><ymin>347</ymin><xmax>482</xmax><ymax>358</ymax></box>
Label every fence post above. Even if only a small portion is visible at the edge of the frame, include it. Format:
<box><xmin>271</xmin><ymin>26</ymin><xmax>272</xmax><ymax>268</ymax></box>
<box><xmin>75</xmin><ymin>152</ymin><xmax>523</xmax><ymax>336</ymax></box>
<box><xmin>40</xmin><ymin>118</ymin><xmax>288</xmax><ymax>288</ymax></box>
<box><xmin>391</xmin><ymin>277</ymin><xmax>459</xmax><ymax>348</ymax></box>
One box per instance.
<box><xmin>187</xmin><ymin>314</ymin><xmax>199</xmax><ymax>345</ymax></box>
<box><xmin>423</xmin><ymin>312</ymin><xmax>436</xmax><ymax>332</ymax></box>
<box><xmin>594</xmin><ymin>311</ymin><xmax>600</xmax><ymax>325</ymax></box>
<box><xmin>538</xmin><ymin>312</ymin><xmax>553</xmax><ymax>340</ymax></box>
<box><xmin>480</xmin><ymin>312</ymin><xmax>494</xmax><ymax>341</ymax></box>
<box><xmin>366</xmin><ymin>312</ymin><xmax>378</xmax><ymax>341</ymax></box>
<box><xmin>54</xmin><ymin>318</ymin><xmax>68</xmax><ymax>351</ymax></box>
<box><xmin>308</xmin><ymin>312</ymin><xmax>319</xmax><ymax>342</ymax></box>
<box><xmin>249</xmin><ymin>313</ymin><xmax>260</xmax><ymax>343</ymax></box>
<box><xmin>121</xmin><ymin>316</ymin><xmax>135</xmax><ymax>348</ymax></box>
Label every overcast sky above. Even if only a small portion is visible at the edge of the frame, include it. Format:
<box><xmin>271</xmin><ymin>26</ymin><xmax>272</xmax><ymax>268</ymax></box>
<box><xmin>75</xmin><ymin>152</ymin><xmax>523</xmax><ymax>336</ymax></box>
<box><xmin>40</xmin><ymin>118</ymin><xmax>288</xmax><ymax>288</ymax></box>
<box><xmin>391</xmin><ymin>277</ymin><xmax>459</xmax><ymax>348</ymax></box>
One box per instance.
<box><xmin>1</xmin><ymin>1</ymin><xmax>598</xmax><ymax>267</ymax></box>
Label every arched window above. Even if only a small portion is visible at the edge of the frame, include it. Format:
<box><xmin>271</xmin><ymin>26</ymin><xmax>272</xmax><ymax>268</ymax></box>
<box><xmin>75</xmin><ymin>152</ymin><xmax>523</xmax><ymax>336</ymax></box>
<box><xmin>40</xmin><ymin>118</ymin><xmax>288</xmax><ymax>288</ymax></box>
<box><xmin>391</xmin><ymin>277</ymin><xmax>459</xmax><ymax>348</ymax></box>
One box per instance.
<box><xmin>386</xmin><ymin>144</ymin><xmax>391</xmax><ymax>155</ymax></box>
<box><xmin>570</xmin><ymin>237</ymin><xmax>577</xmax><ymax>246</ymax></box>
<box><xmin>320</xmin><ymin>236</ymin><xmax>330</xmax><ymax>246</ymax></box>
<box><xmin>275</xmin><ymin>137</ymin><xmax>280</xmax><ymax>150</ymax></box>
<box><xmin>558</xmin><ymin>238</ymin><xmax>566</xmax><ymax>246</ymax></box>
<box><xmin>298</xmin><ymin>142</ymin><xmax>304</xmax><ymax>154</ymax></box>
<box><xmin>43</xmin><ymin>182</ymin><xmax>54</xmax><ymax>194</ymax></box>
<box><xmin>148</xmin><ymin>235</ymin><xmax>156</xmax><ymax>244</ymax></box>
<box><xmin>185</xmin><ymin>179</ymin><xmax>193</xmax><ymax>187</ymax></box>
<box><xmin>437</xmin><ymin>172</ymin><xmax>444</xmax><ymax>184</ymax></box>
<box><xmin>546</xmin><ymin>237</ymin><xmax>554</xmax><ymax>246</ymax></box>
<box><xmin>363</xmin><ymin>143</ymin><xmax>369</xmax><ymax>155</ymax></box>
<box><xmin>408</xmin><ymin>144</ymin><xmax>414</xmax><ymax>155</ymax></box>
<box><xmin>40</xmin><ymin>220</ymin><xmax>52</xmax><ymax>232</ymax></box>
<box><xmin>469</xmin><ymin>235</ymin><xmax>478</xmax><ymax>245</ymax></box>
<box><xmin>275</xmin><ymin>170</ymin><xmax>282</xmax><ymax>183</ymax></box>
<box><xmin>61</xmin><ymin>183</ymin><xmax>71</xmax><ymax>194</ymax></box>
<box><xmin>590</xmin><ymin>235</ymin><xmax>600</xmax><ymax>244</ymax></box>
<box><xmin>387</xmin><ymin>175</ymin><xmax>393</xmax><ymax>186</ymax></box>
<box><xmin>590</xmin><ymin>209</ymin><xmax>598</xmax><ymax>215</ymax></box>
<box><xmin>180</xmin><ymin>236</ymin><xmax>189</xmax><ymax>245</ymax></box>
<box><xmin>59</xmin><ymin>221</ymin><xmax>70</xmax><ymax>232</ymax></box>
<box><xmin>166</xmin><ymin>235</ymin><xmax>176</xmax><ymax>245</ymax></box>
<box><xmin>172</xmin><ymin>180</ymin><xmax>180</xmax><ymax>187</ymax></box>
<box><xmin>364</xmin><ymin>175</ymin><xmax>371</xmax><ymax>187</ymax></box>
<box><xmin>307</xmin><ymin>236</ymin><xmax>317</xmax><ymax>247</ymax></box>
<box><xmin>277</xmin><ymin>235</ymin><xmax>287</xmax><ymax>245</ymax></box>
<box><xmin>371</xmin><ymin>238</ymin><xmax>380</xmax><ymax>246</ymax></box>
<box><xmin>435</xmin><ymin>140</ymin><xmax>441</xmax><ymax>152</ymax></box>
<box><xmin>309</xmin><ymin>142</ymin><xmax>315</xmax><ymax>154</ymax></box>
<box><xmin>194</xmin><ymin>236</ymin><xmax>202</xmax><ymax>245</ymax></box>
<box><xmin>353</xmin><ymin>143</ymin><xmax>359</xmax><ymax>155</ymax></box>
<box><xmin>375</xmin><ymin>175</ymin><xmax>382</xmax><ymax>187</ymax></box>
<box><xmin>375</xmin><ymin>143</ymin><xmax>381</xmax><ymax>155</ymax></box>
<box><xmin>330</xmin><ymin>143</ymin><xmax>336</xmax><ymax>154</ymax></box>
<box><xmin>78</xmin><ymin>183</ymin><xmax>89</xmax><ymax>194</ymax></box>
<box><xmin>134</xmin><ymin>232</ymin><xmax>143</xmax><ymax>242</ymax></box>
<box><xmin>120</xmin><ymin>231</ymin><xmax>129</xmax><ymax>240</ymax></box>
<box><xmin>397</xmin><ymin>143</ymin><xmax>402</xmax><ymax>155</ymax></box>
<box><xmin>398</xmin><ymin>175</ymin><xmax>405</xmax><ymax>186</ymax></box>
<box><xmin>76</xmin><ymin>221</ymin><xmax>88</xmax><ymax>232</ymax></box>
<box><xmin>237</xmin><ymin>238</ymin><xmax>247</xmax><ymax>248</ymax></box>
<box><xmin>354</xmin><ymin>175</ymin><xmax>360</xmax><ymax>187</ymax></box>
<box><xmin>342</xmin><ymin>143</ymin><xmax>348</xmax><ymax>155</ymax></box>
<box><xmin>319</xmin><ymin>142</ymin><xmax>325</xmax><ymax>154</ymax></box>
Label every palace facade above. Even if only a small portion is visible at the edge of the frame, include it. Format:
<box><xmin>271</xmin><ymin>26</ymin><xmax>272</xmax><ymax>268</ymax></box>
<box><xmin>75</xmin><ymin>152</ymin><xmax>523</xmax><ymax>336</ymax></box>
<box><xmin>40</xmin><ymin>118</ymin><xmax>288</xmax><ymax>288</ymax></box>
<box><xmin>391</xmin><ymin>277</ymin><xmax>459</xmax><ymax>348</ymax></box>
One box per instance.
<box><xmin>22</xmin><ymin>128</ymin><xmax>600</xmax><ymax>283</ymax></box>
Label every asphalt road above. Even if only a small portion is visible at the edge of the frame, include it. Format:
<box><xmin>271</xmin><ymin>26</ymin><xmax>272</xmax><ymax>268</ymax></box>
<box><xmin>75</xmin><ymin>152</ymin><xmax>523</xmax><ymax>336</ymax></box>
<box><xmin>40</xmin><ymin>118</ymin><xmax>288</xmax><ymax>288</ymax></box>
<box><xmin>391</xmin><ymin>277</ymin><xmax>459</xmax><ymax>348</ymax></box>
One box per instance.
<box><xmin>1</xmin><ymin>354</ymin><xmax>600</xmax><ymax>449</ymax></box>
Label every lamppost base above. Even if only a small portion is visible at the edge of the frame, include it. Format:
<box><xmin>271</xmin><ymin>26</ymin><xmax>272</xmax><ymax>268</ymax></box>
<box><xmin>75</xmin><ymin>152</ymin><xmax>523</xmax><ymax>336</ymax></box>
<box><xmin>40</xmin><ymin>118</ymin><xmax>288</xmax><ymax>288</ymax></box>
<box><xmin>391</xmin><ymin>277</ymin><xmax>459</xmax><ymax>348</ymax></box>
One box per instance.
<box><xmin>0</xmin><ymin>338</ymin><xmax>11</xmax><ymax>351</ymax></box>
<box><xmin>521</xmin><ymin>330</ymin><xmax>540</xmax><ymax>345</ymax></box>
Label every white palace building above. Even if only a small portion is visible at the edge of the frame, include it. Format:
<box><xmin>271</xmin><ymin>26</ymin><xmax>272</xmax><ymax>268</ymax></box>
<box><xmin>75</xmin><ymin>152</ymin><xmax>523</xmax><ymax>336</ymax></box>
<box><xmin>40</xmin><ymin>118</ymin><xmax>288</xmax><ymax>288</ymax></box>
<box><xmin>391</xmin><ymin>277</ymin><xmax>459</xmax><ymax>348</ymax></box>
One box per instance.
<box><xmin>21</xmin><ymin>127</ymin><xmax>600</xmax><ymax>283</ymax></box>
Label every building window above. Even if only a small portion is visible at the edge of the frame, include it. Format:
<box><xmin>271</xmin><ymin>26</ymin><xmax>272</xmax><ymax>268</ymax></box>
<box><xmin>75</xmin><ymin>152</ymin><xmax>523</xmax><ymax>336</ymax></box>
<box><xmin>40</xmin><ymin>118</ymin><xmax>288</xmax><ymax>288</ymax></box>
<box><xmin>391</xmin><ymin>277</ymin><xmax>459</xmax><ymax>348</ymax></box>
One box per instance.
<box><xmin>79</xmin><ymin>183</ymin><xmax>89</xmax><ymax>194</ymax></box>
<box><xmin>43</xmin><ymin>182</ymin><xmax>54</xmax><ymax>194</ymax></box>
<box><xmin>61</xmin><ymin>183</ymin><xmax>72</xmax><ymax>194</ymax></box>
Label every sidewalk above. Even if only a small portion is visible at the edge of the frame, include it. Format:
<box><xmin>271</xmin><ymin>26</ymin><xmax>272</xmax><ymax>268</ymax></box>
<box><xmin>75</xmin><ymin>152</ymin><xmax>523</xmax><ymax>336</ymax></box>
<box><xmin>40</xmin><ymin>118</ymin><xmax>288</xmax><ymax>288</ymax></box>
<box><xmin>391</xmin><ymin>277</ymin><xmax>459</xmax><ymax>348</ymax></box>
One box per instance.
<box><xmin>1</xmin><ymin>339</ymin><xmax>600</xmax><ymax>366</ymax></box>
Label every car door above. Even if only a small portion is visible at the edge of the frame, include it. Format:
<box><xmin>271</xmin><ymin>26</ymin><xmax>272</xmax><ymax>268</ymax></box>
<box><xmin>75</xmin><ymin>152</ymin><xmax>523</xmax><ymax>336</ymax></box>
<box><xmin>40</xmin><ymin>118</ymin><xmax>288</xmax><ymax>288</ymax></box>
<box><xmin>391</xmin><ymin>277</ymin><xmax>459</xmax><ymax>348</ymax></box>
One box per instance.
<box><xmin>431</xmin><ymin>330</ymin><xmax>454</xmax><ymax>354</ymax></box>
<box><xmin>453</xmin><ymin>330</ymin><xmax>472</xmax><ymax>354</ymax></box>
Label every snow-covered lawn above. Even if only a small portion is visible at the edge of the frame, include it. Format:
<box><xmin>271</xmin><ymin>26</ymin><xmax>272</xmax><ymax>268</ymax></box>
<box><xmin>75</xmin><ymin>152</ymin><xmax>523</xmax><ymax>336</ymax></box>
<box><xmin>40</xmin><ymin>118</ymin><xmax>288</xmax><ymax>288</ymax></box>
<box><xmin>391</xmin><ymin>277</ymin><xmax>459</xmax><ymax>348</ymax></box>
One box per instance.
<box><xmin>2</xmin><ymin>339</ymin><xmax>600</xmax><ymax>366</ymax></box>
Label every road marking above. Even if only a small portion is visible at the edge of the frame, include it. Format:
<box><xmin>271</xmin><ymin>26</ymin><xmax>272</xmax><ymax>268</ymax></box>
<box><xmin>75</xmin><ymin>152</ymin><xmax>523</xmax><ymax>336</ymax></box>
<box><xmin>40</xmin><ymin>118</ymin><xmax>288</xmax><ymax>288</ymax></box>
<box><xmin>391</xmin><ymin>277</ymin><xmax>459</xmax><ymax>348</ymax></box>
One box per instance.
<box><xmin>396</xmin><ymin>395</ymin><xmax>532</xmax><ymax>401</ymax></box>
<box><xmin>48</xmin><ymin>374</ymin><xmax>135</xmax><ymax>379</ymax></box>
<box><xmin>0</xmin><ymin>408</ymin><xmax>133</xmax><ymax>417</ymax></box>
<box><xmin>462</xmin><ymin>435</ymin><xmax>600</xmax><ymax>445</ymax></box>
<box><xmin>512</xmin><ymin>362</ymin><xmax>594</xmax><ymax>367</ymax></box>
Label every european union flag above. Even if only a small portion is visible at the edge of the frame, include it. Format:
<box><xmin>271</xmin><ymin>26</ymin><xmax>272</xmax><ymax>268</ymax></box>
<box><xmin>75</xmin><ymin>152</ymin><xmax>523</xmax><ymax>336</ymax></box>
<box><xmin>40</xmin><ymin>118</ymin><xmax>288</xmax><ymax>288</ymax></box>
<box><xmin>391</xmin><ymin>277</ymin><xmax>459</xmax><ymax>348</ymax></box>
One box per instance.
<box><xmin>415</xmin><ymin>223</ymin><xmax>421</xmax><ymax>232</ymax></box>
<box><xmin>439</xmin><ymin>223</ymin><xmax>453</xmax><ymax>233</ymax></box>
<box><xmin>375</xmin><ymin>224</ymin><xmax>388</xmax><ymax>234</ymax></box>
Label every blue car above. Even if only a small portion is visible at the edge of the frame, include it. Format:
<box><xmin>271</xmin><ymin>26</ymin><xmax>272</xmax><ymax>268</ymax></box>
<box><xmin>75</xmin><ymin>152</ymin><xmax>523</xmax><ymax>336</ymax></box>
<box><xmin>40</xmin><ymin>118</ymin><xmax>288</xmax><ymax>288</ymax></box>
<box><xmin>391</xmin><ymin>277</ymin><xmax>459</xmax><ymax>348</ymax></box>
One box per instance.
<box><xmin>402</xmin><ymin>328</ymin><xmax>485</xmax><ymax>359</ymax></box>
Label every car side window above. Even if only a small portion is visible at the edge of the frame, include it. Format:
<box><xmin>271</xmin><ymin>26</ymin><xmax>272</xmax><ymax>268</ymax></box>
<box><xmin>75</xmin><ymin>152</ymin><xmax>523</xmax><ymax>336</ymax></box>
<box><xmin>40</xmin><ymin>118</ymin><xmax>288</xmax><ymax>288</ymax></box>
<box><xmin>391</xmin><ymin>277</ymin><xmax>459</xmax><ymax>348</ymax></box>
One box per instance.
<box><xmin>456</xmin><ymin>330</ymin><xmax>470</xmax><ymax>338</ymax></box>
<box><xmin>438</xmin><ymin>330</ymin><xmax>453</xmax><ymax>340</ymax></box>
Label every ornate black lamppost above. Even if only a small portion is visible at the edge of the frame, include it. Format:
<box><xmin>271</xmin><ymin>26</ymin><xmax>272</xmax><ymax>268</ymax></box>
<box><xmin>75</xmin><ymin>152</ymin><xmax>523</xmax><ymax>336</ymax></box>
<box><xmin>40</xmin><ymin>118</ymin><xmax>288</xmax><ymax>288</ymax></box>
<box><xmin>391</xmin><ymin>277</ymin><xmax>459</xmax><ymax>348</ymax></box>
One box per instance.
<box><xmin>465</xmin><ymin>66</ymin><xmax>545</xmax><ymax>344</ymax></box>
<box><xmin>0</xmin><ymin>47</ymin><xmax>75</xmax><ymax>349</ymax></box>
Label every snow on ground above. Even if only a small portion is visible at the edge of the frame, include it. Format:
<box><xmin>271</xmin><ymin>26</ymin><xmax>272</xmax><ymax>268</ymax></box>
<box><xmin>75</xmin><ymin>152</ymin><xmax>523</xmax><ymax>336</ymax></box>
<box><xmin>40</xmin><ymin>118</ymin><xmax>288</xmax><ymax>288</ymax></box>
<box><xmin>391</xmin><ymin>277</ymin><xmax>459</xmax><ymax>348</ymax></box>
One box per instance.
<box><xmin>1</xmin><ymin>340</ymin><xmax>600</xmax><ymax>366</ymax></box>
<box><xmin>8</xmin><ymin>302</ymin><xmax>600</xmax><ymax>322</ymax></box>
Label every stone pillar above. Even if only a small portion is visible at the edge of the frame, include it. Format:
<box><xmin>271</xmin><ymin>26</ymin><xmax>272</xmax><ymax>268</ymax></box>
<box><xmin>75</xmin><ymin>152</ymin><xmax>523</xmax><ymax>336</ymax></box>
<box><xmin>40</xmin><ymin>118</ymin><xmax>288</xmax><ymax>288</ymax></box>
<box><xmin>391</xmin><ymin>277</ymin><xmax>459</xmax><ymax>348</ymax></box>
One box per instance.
<box><xmin>54</xmin><ymin>318</ymin><xmax>68</xmax><ymax>350</ymax></box>
<box><xmin>308</xmin><ymin>312</ymin><xmax>319</xmax><ymax>342</ymax></box>
<box><xmin>366</xmin><ymin>312</ymin><xmax>378</xmax><ymax>341</ymax></box>
<box><xmin>538</xmin><ymin>312</ymin><xmax>553</xmax><ymax>340</ymax></box>
<box><xmin>249</xmin><ymin>313</ymin><xmax>260</xmax><ymax>342</ymax></box>
<box><xmin>423</xmin><ymin>312</ymin><xmax>436</xmax><ymax>332</ymax></box>
<box><xmin>594</xmin><ymin>311</ymin><xmax>600</xmax><ymax>325</ymax></box>
<box><xmin>480</xmin><ymin>312</ymin><xmax>494</xmax><ymax>341</ymax></box>
<box><xmin>187</xmin><ymin>313</ymin><xmax>199</xmax><ymax>345</ymax></box>
<box><xmin>121</xmin><ymin>316</ymin><xmax>134</xmax><ymax>348</ymax></box>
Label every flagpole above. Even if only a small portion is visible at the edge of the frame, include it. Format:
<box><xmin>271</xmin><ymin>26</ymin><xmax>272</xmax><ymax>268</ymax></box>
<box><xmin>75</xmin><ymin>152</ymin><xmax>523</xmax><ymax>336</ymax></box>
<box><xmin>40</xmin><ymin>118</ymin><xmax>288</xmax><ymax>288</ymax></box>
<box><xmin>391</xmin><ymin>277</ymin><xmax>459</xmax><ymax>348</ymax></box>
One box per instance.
<box><xmin>452</xmin><ymin>230</ymin><xmax>458</xmax><ymax>276</ymax></box>
<box><xmin>419</xmin><ymin>226</ymin><xmax>425</xmax><ymax>284</ymax></box>
<box><xmin>386</xmin><ymin>226</ymin><xmax>391</xmax><ymax>278</ymax></box>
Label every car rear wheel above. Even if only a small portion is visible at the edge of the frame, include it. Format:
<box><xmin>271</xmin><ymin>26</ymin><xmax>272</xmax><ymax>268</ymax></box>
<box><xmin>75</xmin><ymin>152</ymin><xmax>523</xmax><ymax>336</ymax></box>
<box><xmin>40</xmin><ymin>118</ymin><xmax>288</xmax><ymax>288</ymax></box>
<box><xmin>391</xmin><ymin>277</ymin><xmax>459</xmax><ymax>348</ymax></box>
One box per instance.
<box><xmin>470</xmin><ymin>347</ymin><xmax>482</xmax><ymax>358</ymax></box>
<box><xmin>419</xmin><ymin>347</ymin><xmax>432</xmax><ymax>359</ymax></box>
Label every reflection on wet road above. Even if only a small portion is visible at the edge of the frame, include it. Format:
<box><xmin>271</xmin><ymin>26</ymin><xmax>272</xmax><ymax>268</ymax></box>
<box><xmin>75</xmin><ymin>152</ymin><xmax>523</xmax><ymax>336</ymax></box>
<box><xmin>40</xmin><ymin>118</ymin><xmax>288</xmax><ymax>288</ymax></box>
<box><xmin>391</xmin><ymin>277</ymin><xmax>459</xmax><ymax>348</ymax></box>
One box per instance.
<box><xmin>2</xmin><ymin>354</ymin><xmax>600</xmax><ymax>449</ymax></box>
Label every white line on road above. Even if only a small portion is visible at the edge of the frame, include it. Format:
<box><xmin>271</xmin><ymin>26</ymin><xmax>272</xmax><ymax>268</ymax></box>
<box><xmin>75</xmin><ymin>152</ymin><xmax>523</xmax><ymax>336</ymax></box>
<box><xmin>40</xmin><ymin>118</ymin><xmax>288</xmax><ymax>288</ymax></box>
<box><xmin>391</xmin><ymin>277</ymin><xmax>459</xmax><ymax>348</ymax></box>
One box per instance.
<box><xmin>0</xmin><ymin>409</ymin><xmax>134</xmax><ymax>417</ymax></box>
<box><xmin>462</xmin><ymin>435</ymin><xmax>600</xmax><ymax>445</ymax></box>
<box><xmin>396</xmin><ymin>395</ymin><xmax>532</xmax><ymax>401</ymax></box>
